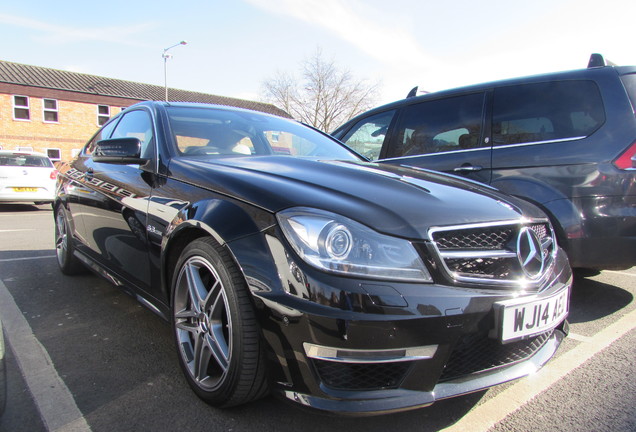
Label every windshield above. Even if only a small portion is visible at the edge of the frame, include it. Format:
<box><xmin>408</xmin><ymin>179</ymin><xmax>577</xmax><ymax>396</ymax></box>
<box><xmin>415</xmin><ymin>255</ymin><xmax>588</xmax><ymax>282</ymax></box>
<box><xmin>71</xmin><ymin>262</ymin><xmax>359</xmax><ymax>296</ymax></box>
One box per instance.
<box><xmin>166</xmin><ymin>106</ymin><xmax>361</xmax><ymax>161</ymax></box>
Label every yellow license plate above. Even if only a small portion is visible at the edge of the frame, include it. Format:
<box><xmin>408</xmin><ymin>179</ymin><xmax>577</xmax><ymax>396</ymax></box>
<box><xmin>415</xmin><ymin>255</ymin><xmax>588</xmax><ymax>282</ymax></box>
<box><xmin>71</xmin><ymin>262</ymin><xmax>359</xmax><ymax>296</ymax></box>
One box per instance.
<box><xmin>13</xmin><ymin>187</ymin><xmax>39</xmax><ymax>192</ymax></box>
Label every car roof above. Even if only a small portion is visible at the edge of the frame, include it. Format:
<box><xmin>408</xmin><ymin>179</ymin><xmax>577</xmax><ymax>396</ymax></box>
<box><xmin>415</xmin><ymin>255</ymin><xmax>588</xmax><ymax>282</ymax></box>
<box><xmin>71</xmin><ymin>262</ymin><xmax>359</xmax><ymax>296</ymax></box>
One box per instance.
<box><xmin>128</xmin><ymin>100</ymin><xmax>294</xmax><ymax>120</ymax></box>
<box><xmin>341</xmin><ymin>64</ymin><xmax>636</xmax><ymax>125</ymax></box>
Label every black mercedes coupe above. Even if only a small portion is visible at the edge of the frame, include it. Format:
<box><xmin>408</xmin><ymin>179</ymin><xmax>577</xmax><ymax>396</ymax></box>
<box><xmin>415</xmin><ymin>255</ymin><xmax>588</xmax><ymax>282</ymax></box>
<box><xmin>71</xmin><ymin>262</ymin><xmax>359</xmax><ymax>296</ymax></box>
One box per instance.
<box><xmin>54</xmin><ymin>101</ymin><xmax>571</xmax><ymax>415</ymax></box>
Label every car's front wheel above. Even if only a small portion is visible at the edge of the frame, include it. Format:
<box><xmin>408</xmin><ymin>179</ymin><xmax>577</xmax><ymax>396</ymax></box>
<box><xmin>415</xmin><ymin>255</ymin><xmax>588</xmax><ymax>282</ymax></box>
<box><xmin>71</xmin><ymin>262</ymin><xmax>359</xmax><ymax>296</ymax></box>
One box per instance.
<box><xmin>171</xmin><ymin>237</ymin><xmax>269</xmax><ymax>407</ymax></box>
<box><xmin>54</xmin><ymin>205</ymin><xmax>85</xmax><ymax>275</ymax></box>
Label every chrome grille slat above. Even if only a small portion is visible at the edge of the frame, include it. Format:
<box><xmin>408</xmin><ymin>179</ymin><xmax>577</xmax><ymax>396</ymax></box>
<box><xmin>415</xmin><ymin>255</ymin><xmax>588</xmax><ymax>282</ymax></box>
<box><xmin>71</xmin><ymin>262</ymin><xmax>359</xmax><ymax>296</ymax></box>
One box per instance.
<box><xmin>429</xmin><ymin>220</ymin><xmax>556</xmax><ymax>289</ymax></box>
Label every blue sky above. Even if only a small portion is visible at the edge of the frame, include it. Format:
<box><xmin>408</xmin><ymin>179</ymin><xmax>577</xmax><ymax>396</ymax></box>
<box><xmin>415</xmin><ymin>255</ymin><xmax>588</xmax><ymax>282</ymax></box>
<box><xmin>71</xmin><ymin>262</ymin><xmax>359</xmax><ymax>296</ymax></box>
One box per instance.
<box><xmin>1</xmin><ymin>0</ymin><xmax>634</xmax><ymax>107</ymax></box>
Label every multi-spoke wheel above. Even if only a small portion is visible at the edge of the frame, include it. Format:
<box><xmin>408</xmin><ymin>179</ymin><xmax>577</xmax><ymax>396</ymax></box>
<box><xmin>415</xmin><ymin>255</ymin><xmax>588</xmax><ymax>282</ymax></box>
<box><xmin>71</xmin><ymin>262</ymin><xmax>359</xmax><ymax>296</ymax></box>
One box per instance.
<box><xmin>54</xmin><ymin>205</ymin><xmax>84</xmax><ymax>275</ymax></box>
<box><xmin>171</xmin><ymin>237</ymin><xmax>269</xmax><ymax>406</ymax></box>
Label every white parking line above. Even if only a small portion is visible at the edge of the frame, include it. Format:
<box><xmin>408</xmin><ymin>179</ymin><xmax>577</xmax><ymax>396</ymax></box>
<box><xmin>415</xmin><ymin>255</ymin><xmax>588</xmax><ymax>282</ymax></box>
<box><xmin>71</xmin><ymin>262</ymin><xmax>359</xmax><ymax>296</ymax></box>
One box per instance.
<box><xmin>440</xmin><ymin>307</ymin><xmax>636</xmax><ymax>432</ymax></box>
<box><xmin>0</xmin><ymin>229</ymin><xmax>36</xmax><ymax>233</ymax></box>
<box><xmin>0</xmin><ymin>279</ymin><xmax>91</xmax><ymax>432</ymax></box>
<box><xmin>0</xmin><ymin>255</ymin><xmax>56</xmax><ymax>263</ymax></box>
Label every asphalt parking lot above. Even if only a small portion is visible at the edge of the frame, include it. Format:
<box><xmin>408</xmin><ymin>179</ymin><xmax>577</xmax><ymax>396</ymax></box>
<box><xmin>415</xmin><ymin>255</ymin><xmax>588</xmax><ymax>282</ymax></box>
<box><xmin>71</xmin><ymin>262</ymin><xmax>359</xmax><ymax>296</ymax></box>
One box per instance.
<box><xmin>0</xmin><ymin>204</ymin><xmax>634</xmax><ymax>432</ymax></box>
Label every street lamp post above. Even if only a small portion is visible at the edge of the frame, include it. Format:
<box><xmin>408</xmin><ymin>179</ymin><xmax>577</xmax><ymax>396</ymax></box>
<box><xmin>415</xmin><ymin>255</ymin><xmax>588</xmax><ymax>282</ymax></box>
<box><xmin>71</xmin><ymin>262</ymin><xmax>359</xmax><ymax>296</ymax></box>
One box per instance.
<box><xmin>162</xmin><ymin>40</ymin><xmax>188</xmax><ymax>101</ymax></box>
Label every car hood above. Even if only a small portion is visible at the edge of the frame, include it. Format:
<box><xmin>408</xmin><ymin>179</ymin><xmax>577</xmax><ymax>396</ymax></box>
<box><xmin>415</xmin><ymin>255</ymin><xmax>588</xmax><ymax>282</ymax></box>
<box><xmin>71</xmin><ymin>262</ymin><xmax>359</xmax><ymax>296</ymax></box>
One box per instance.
<box><xmin>169</xmin><ymin>156</ymin><xmax>546</xmax><ymax>240</ymax></box>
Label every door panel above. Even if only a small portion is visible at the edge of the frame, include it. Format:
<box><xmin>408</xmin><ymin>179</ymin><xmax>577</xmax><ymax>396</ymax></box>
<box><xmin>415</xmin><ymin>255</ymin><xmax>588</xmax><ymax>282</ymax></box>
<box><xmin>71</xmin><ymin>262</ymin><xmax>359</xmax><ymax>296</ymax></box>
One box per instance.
<box><xmin>69</xmin><ymin>109</ymin><xmax>156</xmax><ymax>292</ymax></box>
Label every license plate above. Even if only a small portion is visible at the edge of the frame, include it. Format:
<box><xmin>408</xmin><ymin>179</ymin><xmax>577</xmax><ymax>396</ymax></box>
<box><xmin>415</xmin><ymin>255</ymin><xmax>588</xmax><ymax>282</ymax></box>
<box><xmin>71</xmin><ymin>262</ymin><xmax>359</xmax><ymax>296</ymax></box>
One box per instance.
<box><xmin>495</xmin><ymin>286</ymin><xmax>569</xmax><ymax>343</ymax></box>
<box><xmin>13</xmin><ymin>187</ymin><xmax>39</xmax><ymax>192</ymax></box>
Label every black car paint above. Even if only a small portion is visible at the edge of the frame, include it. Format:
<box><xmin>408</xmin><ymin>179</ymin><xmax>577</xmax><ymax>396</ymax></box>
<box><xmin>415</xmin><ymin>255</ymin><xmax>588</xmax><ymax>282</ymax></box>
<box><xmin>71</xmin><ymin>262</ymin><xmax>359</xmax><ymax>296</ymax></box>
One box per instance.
<box><xmin>55</xmin><ymin>101</ymin><xmax>571</xmax><ymax>414</ymax></box>
<box><xmin>332</xmin><ymin>64</ymin><xmax>636</xmax><ymax>271</ymax></box>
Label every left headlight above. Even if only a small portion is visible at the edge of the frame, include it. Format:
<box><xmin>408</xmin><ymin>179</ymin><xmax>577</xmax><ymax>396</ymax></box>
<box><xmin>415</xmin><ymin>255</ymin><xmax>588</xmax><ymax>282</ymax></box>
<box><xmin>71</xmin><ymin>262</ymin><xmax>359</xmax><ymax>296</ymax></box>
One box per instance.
<box><xmin>277</xmin><ymin>207</ymin><xmax>432</xmax><ymax>282</ymax></box>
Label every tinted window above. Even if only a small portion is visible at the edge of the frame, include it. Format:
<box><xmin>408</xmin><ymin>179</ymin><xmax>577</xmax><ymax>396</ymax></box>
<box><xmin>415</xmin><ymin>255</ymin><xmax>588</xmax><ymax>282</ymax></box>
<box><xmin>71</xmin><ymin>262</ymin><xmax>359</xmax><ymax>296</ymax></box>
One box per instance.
<box><xmin>620</xmin><ymin>73</ymin><xmax>636</xmax><ymax>110</ymax></box>
<box><xmin>84</xmin><ymin>119</ymin><xmax>118</xmax><ymax>156</ymax></box>
<box><xmin>110</xmin><ymin>110</ymin><xmax>155</xmax><ymax>158</ymax></box>
<box><xmin>167</xmin><ymin>107</ymin><xmax>360</xmax><ymax>161</ymax></box>
<box><xmin>386</xmin><ymin>93</ymin><xmax>484</xmax><ymax>158</ymax></box>
<box><xmin>340</xmin><ymin>110</ymin><xmax>396</xmax><ymax>160</ymax></box>
<box><xmin>492</xmin><ymin>80</ymin><xmax>605</xmax><ymax>146</ymax></box>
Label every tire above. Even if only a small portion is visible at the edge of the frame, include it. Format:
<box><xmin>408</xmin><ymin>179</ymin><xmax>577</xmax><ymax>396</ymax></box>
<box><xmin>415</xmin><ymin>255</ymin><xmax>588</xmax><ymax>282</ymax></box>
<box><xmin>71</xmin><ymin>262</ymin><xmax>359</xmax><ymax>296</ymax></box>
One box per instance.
<box><xmin>171</xmin><ymin>237</ymin><xmax>269</xmax><ymax>407</ymax></box>
<box><xmin>54</xmin><ymin>205</ymin><xmax>85</xmax><ymax>275</ymax></box>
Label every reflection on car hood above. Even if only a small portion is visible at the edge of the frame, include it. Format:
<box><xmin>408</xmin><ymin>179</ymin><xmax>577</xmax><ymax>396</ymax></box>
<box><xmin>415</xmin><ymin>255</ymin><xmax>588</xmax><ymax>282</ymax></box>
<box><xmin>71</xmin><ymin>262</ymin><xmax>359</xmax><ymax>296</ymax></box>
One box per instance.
<box><xmin>170</xmin><ymin>156</ymin><xmax>546</xmax><ymax>240</ymax></box>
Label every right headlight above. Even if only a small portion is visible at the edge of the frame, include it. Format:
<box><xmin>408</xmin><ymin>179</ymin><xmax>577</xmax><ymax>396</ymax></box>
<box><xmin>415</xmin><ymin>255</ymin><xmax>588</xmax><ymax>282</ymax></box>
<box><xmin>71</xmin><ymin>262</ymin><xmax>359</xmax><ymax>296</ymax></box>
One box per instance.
<box><xmin>277</xmin><ymin>207</ymin><xmax>432</xmax><ymax>282</ymax></box>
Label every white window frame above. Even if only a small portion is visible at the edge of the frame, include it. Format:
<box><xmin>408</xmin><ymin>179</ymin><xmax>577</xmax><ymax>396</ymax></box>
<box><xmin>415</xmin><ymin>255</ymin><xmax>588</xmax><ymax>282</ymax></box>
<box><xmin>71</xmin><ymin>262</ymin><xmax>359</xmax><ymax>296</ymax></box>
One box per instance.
<box><xmin>13</xmin><ymin>95</ymin><xmax>30</xmax><ymax>121</ymax></box>
<box><xmin>46</xmin><ymin>148</ymin><xmax>62</xmax><ymax>161</ymax></box>
<box><xmin>43</xmin><ymin>98</ymin><xmax>59</xmax><ymax>123</ymax></box>
<box><xmin>97</xmin><ymin>105</ymin><xmax>110</xmax><ymax>126</ymax></box>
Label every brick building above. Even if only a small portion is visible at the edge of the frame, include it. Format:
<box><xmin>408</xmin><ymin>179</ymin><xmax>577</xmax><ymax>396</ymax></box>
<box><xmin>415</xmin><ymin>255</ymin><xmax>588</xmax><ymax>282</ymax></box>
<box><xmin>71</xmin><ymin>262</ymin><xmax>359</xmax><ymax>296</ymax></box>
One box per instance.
<box><xmin>0</xmin><ymin>60</ymin><xmax>289</xmax><ymax>161</ymax></box>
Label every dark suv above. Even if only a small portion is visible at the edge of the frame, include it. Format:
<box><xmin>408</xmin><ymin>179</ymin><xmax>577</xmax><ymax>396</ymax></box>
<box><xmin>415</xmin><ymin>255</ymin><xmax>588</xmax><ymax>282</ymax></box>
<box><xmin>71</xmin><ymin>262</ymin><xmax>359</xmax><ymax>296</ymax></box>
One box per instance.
<box><xmin>332</xmin><ymin>54</ymin><xmax>636</xmax><ymax>272</ymax></box>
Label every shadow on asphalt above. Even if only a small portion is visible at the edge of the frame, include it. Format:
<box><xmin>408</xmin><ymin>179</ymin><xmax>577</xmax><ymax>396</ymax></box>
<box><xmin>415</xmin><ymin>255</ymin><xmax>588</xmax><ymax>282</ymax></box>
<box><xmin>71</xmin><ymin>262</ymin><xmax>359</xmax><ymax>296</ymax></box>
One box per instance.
<box><xmin>568</xmin><ymin>276</ymin><xmax>633</xmax><ymax>324</ymax></box>
<box><xmin>0</xmin><ymin>204</ymin><xmax>51</xmax><ymax>212</ymax></box>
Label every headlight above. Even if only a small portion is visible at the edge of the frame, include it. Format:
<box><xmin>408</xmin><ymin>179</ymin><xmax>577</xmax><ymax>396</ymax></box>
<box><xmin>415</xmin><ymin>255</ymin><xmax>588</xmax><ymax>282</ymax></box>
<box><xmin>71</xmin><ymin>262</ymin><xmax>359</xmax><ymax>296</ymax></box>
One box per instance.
<box><xmin>277</xmin><ymin>207</ymin><xmax>432</xmax><ymax>282</ymax></box>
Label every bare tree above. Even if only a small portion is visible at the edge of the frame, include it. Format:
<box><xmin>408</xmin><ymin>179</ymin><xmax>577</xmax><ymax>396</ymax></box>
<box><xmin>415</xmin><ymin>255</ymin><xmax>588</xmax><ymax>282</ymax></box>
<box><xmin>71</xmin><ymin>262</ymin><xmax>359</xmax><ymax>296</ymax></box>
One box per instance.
<box><xmin>262</xmin><ymin>49</ymin><xmax>379</xmax><ymax>132</ymax></box>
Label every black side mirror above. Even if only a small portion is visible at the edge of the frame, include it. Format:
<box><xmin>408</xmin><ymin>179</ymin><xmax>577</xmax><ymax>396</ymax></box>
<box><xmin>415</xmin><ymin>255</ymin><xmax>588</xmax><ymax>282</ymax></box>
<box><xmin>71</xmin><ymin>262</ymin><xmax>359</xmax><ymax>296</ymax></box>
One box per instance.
<box><xmin>93</xmin><ymin>137</ymin><xmax>147</xmax><ymax>164</ymax></box>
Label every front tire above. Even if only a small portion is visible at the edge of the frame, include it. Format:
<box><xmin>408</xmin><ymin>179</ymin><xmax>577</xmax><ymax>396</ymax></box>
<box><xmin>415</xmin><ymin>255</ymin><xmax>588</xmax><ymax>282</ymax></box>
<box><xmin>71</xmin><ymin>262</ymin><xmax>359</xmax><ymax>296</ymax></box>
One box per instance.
<box><xmin>171</xmin><ymin>237</ymin><xmax>269</xmax><ymax>407</ymax></box>
<box><xmin>54</xmin><ymin>205</ymin><xmax>85</xmax><ymax>275</ymax></box>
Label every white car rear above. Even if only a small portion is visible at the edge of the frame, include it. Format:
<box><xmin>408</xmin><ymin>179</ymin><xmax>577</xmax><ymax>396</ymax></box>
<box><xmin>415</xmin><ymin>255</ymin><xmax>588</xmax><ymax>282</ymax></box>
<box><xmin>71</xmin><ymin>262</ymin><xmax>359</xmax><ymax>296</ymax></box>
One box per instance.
<box><xmin>0</xmin><ymin>151</ymin><xmax>57</xmax><ymax>204</ymax></box>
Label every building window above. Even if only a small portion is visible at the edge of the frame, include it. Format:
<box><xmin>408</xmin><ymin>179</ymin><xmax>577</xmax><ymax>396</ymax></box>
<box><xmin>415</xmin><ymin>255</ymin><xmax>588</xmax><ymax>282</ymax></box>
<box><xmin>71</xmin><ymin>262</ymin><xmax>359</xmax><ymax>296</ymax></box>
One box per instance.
<box><xmin>46</xmin><ymin>148</ymin><xmax>61</xmax><ymax>161</ymax></box>
<box><xmin>13</xmin><ymin>95</ymin><xmax>30</xmax><ymax>120</ymax></box>
<box><xmin>43</xmin><ymin>99</ymin><xmax>59</xmax><ymax>123</ymax></box>
<box><xmin>97</xmin><ymin>105</ymin><xmax>110</xmax><ymax>126</ymax></box>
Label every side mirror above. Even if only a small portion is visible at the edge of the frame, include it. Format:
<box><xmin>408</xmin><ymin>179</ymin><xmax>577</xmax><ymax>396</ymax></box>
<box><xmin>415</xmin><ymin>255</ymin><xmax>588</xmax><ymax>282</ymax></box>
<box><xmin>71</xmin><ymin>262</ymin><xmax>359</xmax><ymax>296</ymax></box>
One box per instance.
<box><xmin>93</xmin><ymin>137</ymin><xmax>147</xmax><ymax>164</ymax></box>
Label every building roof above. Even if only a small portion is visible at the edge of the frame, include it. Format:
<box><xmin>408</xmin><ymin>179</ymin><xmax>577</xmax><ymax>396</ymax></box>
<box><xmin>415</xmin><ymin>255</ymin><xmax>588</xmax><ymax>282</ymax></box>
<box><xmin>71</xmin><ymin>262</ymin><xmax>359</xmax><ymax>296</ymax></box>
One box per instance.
<box><xmin>0</xmin><ymin>59</ymin><xmax>290</xmax><ymax>118</ymax></box>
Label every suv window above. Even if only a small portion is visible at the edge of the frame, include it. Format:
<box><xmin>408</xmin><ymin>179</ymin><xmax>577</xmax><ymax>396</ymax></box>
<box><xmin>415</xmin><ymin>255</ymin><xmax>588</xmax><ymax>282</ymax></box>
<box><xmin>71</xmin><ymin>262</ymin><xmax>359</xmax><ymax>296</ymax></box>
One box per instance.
<box><xmin>340</xmin><ymin>110</ymin><xmax>396</xmax><ymax>160</ymax></box>
<box><xmin>386</xmin><ymin>93</ymin><xmax>484</xmax><ymax>158</ymax></box>
<box><xmin>492</xmin><ymin>80</ymin><xmax>605</xmax><ymax>146</ymax></box>
<box><xmin>620</xmin><ymin>73</ymin><xmax>636</xmax><ymax>110</ymax></box>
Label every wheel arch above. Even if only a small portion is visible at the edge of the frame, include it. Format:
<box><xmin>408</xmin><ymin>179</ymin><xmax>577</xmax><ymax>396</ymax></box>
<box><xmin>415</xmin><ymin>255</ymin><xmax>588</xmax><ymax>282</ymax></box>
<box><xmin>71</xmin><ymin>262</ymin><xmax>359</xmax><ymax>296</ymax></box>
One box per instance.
<box><xmin>160</xmin><ymin>198</ymin><xmax>275</xmax><ymax>306</ymax></box>
<box><xmin>492</xmin><ymin>176</ymin><xmax>583</xmax><ymax>259</ymax></box>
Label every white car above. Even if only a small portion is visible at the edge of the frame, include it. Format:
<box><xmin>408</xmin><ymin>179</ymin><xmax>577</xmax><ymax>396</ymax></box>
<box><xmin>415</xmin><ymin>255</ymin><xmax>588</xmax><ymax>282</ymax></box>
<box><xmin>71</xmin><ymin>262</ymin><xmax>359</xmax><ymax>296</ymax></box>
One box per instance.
<box><xmin>0</xmin><ymin>150</ymin><xmax>57</xmax><ymax>204</ymax></box>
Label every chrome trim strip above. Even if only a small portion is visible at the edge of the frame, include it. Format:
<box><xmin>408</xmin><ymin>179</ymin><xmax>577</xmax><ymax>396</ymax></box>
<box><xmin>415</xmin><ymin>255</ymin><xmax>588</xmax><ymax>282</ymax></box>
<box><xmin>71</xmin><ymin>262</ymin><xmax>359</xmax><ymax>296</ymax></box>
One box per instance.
<box><xmin>440</xmin><ymin>250</ymin><xmax>517</xmax><ymax>259</ymax></box>
<box><xmin>492</xmin><ymin>136</ymin><xmax>586</xmax><ymax>149</ymax></box>
<box><xmin>428</xmin><ymin>218</ymin><xmax>557</xmax><ymax>289</ymax></box>
<box><xmin>303</xmin><ymin>342</ymin><xmax>438</xmax><ymax>364</ymax></box>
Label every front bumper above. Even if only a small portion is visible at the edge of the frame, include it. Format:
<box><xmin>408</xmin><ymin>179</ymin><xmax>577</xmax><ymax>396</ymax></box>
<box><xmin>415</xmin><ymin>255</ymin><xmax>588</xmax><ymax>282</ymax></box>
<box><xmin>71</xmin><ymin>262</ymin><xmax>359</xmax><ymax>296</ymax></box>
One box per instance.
<box><xmin>231</xmin><ymin>232</ymin><xmax>572</xmax><ymax>415</ymax></box>
<box><xmin>285</xmin><ymin>324</ymin><xmax>566</xmax><ymax>415</ymax></box>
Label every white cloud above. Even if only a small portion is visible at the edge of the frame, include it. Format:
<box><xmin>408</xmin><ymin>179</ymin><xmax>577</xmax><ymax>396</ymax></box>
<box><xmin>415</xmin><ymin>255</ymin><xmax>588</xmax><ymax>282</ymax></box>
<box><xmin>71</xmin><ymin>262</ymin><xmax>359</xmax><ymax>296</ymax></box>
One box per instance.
<box><xmin>0</xmin><ymin>13</ymin><xmax>157</xmax><ymax>47</ymax></box>
<box><xmin>245</xmin><ymin>0</ymin><xmax>442</xmax><ymax>71</ymax></box>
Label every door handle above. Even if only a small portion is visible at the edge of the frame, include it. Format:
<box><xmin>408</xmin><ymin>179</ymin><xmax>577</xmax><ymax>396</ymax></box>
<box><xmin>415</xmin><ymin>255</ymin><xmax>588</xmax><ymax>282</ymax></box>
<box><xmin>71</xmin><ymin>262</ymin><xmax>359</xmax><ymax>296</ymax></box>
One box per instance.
<box><xmin>453</xmin><ymin>164</ymin><xmax>483</xmax><ymax>173</ymax></box>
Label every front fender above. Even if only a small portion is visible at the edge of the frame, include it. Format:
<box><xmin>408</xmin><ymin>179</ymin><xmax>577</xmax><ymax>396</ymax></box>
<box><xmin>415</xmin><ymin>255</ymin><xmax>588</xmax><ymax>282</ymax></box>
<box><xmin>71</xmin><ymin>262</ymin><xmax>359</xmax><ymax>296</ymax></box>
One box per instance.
<box><xmin>160</xmin><ymin>198</ymin><xmax>276</xmax><ymax>302</ymax></box>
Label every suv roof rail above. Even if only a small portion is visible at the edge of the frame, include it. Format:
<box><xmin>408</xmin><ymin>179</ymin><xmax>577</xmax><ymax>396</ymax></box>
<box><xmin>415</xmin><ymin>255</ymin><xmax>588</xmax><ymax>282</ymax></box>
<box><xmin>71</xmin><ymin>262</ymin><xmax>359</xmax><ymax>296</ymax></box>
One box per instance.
<box><xmin>588</xmin><ymin>53</ymin><xmax>616</xmax><ymax>68</ymax></box>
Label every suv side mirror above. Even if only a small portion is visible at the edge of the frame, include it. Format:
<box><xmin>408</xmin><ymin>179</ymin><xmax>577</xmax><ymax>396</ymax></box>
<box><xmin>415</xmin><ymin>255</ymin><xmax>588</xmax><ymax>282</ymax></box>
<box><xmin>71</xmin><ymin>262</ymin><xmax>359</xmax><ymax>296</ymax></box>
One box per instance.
<box><xmin>93</xmin><ymin>137</ymin><xmax>148</xmax><ymax>164</ymax></box>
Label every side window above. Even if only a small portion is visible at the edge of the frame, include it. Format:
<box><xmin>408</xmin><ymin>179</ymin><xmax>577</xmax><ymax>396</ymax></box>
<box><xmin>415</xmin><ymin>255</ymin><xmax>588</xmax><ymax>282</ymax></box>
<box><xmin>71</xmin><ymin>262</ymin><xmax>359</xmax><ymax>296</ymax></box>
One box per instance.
<box><xmin>110</xmin><ymin>110</ymin><xmax>155</xmax><ymax>158</ymax></box>
<box><xmin>340</xmin><ymin>110</ymin><xmax>396</xmax><ymax>160</ymax></box>
<box><xmin>83</xmin><ymin>119</ymin><xmax>118</xmax><ymax>156</ymax></box>
<box><xmin>492</xmin><ymin>80</ymin><xmax>605</xmax><ymax>146</ymax></box>
<box><xmin>387</xmin><ymin>93</ymin><xmax>484</xmax><ymax>159</ymax></box>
